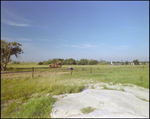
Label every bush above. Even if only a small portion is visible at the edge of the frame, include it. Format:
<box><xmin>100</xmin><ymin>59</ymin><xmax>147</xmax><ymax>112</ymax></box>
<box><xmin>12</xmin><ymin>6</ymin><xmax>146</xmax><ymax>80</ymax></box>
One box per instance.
<box><xmin>12</xmin><ymin>61</ymin><xmax>21</xmax><ymax>64</ymax></box>
<box><xmin>133</xmin><ymin>59</ymin><xmax>139</xmax><ymax>65</ymax></box>
<box><xmin>125</xmin><ymin>61</ymin><xmax>129</xmax><ymax>65</ymax></box>
<box><xmin>38</xmin><ymin>62</ymin><xmax>43</xmax><ymax>65</ymax></box>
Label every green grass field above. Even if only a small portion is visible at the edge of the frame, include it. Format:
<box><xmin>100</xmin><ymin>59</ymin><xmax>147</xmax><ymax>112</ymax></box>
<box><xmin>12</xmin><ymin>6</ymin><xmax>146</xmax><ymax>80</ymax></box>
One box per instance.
<box><xmin>1</xmin><ymin>63</ymin><xmax>149</xmax><ymax>118</ymax></box>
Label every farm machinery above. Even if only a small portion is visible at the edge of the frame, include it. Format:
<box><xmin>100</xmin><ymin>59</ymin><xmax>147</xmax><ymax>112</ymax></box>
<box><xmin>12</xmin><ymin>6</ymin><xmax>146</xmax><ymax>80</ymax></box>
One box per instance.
<box><xmin>49</xmin><ymin>60</ymin><xmax>62</xmax><ymax>68</ymax></box>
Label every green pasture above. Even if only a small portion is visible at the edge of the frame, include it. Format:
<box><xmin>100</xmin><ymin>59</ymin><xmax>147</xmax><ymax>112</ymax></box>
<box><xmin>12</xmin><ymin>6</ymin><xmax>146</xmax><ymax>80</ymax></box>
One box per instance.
<box><xmin>1</xmin><ymin>63</ymin><xmax>149</xmax><ymax>118</ymax></box>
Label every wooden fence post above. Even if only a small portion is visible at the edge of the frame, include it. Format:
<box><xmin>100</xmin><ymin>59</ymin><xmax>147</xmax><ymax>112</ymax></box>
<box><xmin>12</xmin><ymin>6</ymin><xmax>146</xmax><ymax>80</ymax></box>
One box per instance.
<box><xmin>90</xmin><ymin>67</ymin><xmax>92</xmax><ymax>74</ymax></box>
<box><xmin>71</xmin><ymin>69</ymin><xmax>72</xmax><ymax>76</ymax></box>
<box><xmin>32</xmin><ymin>67</ymin><xmax>34</xmax><ymax>78</ymax></box>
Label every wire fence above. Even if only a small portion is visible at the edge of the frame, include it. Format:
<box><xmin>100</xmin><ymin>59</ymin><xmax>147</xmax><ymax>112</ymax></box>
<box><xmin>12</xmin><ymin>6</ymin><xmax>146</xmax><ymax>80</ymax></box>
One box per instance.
<box><xmin>3</xmin><ymin>65</ymin><xmax>146</xmax><ymax>78</ymax></box>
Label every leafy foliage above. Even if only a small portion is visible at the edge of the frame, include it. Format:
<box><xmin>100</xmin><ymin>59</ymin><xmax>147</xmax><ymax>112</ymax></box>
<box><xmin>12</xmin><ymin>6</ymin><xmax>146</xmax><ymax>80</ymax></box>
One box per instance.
<box><xmin>12</xmin><ymin>61</ymin><xmax>21</xmax><ymax>64</ymax></box>
<box><xmin>88</xmin><ymin>59</ymin><xmax>99</xmax><ymax>65</ymax></box>
<box><xmin>43</xmin><ymin>58</ymin><xmax>99</xmax><ymax>65</ymax></box>
<box><xmin>38</xmin><ymin>62</ymin><xmax>43</xmax><ymax>65</ymax></box>
<box><xmin>125</xmin><ymin>61</ymin><xmax>129</xmax><ymax>65</ymax></box>
<box><xmin>1</xmin><ymin>40</ymin><xmax>23</xmax><ymax>70</ymax></box>
<box><xmin>133</xmin><ymin>59</ymin><xmax>139</xmax><ymax>65</ymax></box>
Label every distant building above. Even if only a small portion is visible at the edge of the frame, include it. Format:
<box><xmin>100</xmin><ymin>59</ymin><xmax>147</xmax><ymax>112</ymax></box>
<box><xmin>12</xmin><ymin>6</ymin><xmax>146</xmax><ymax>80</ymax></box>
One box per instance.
<box><xmin>131</xmin><ymin>63</ymin><xmax>134</xmax><ymax>65</ymax></box>
<box><xmin>111</xmin><ymin>61</ymin><xmax>113</xmax><ymax>65</ymax></box>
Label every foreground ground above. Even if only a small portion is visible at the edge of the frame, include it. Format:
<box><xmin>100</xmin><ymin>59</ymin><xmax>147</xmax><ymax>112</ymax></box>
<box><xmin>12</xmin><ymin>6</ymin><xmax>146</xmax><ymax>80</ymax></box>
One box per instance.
<box><xmin>1</xmin><ymin>64</ymin><xmax>149</xmax><ymax>118</ymax></box>
<box><xmin>51</xmin><ymin>82</ymin><xmax>149</xmax><ymax>118</ymax></box>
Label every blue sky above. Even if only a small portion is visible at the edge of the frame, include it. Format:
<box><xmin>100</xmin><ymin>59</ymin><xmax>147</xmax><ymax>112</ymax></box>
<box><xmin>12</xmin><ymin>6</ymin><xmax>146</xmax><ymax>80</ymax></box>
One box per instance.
<box><xmin>1</xmin><ymin>1</ymin><xmax>149</xmax><ymax>62</ymax></box>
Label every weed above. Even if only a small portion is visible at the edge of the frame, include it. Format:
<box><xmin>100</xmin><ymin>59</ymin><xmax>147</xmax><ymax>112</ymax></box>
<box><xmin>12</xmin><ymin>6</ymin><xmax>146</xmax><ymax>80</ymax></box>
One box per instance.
<box><xmin>91</xmin><ymin>85</ymin><xmax>95</xmax><ymax>89</ymax></box>
<box><xmin>80</xmin><ymin>106</ymin><xmax>95</xmax><ymax>114</ymax></box>
<box><xmin>119</xmin><ymin>88</ymin><xmax>124</xmax><ymax>91</ymax></box>
<box><xmin>102</xmin><ymin>85</ymin><xmax>107</xmax><ymax>89</ymax></box>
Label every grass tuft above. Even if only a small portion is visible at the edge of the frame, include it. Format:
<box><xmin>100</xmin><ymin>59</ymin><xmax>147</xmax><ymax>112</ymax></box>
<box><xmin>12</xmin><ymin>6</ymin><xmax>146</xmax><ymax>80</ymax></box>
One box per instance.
<box><xmin>17</xmin><ymin>96</ymin><xmax>56</xmax><ymax>118</ymax></box>
<box><xmin>102</xmin><ymin>85</ymin><xmax>107</xmax><ymax>89</ymax></box>
<box><xmin>80</xmin><ymin>106</ymin><xmax>95</xmax><ymax>114</ymax></box>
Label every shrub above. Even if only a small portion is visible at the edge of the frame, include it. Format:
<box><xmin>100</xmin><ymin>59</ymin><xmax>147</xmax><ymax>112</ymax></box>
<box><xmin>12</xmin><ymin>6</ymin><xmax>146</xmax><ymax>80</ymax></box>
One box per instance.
<box><xmin>38</xmin><ymin>62</ymin><xmax>43</xmax><ymax>65</ymax></box>
<box><xmin>12</xmin><ymin>61</ymin><xmax>21</xmax><ymax>64</ymax></box>
<box><xmin>133</xmin><ymin>59</ymin><xmax>139</xmax><ymax>65</ymax></box>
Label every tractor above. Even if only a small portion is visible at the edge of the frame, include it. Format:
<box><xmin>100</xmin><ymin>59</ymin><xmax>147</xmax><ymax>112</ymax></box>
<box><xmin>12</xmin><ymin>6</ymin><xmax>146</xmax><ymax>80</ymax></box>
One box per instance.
<box><xmin>49</xmin><ymin>60</ymin><xmax>62</xmax><ymax>68</ymax></box>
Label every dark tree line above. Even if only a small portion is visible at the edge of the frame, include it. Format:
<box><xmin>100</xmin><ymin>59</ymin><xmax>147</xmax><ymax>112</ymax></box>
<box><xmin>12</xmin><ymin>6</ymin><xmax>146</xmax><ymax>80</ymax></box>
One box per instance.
<box><xmin>39</xmin><ymin>58</ymin><xmax>146</xmax><ymax>65</ymax></box>
<box><xmin>41</xmin><ymin>58</ymin><xmax>99</xmax><ymax>65</ymax></box>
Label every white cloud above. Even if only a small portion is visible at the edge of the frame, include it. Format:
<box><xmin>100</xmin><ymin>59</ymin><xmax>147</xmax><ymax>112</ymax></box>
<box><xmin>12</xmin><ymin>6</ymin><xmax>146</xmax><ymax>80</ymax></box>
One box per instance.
<box><xmin>2</xmin><ymin>8</ymin><xmax>32</xmax><ymax>22</ymax></box>
<box><xmin>64</xmin><ymin>44</ymin><xmax>98</xmax><ymax>48</ymax></box>
<box><xmin>17</xmin><ymin>38</ymin><xmax>32</xmax><ymax>42</ymax></box>
<box><xmin>81</xmin><ymin>44</ymin><xmax>98</xmax><ymax>48</ymax></box>
<box><xmin>1</xmin><ymin>8</ymin><xmax>32</xmax><ymax>27</ymax></box>
<box><xmin>1</xmin><ymin>37</ymin><xmax>14</xmax><ymax>42</ymax></box>
<box><xmin>70</xmin><ymin>45</ymin><xmax>79</xmax><ymax>47</ymax></box>
<box><xmin>2</xmin><ymin>20</ymin><xmax>30</xmax><ymax>27</ymax></box>
<box><xmin>1</xmin><ymin>37</ymin><xmax>33</xmax><ymax>43</ymax></box>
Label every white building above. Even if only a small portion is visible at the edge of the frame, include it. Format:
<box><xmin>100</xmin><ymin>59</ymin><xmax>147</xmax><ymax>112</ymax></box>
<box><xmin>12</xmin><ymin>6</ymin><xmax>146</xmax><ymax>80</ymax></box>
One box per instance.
<box><xmin>111</xmin><ymin>61</ymin><xmax>113</xmax><ymax>65</ymax></box>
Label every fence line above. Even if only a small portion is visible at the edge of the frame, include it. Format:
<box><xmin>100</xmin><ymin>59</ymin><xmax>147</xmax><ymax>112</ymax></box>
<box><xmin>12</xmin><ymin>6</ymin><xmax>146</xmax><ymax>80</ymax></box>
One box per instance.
<box><xmin>5</xmin><ymin>66</ymin><xmax>147</xmax><ymax>78</ymax></box>
<box><xmin>7</xmin><ymin>67</ymin><xmax>50</xmax><ymax>70</ymax></box>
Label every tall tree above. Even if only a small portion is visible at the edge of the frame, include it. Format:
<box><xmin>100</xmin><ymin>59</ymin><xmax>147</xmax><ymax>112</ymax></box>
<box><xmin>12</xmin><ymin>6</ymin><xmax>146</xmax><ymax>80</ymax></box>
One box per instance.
<box><xmin>68</xmin><ymin>58</ymin><xmax>76</xmax><ymax>65</ymax></box>
<box><xmin>79</xmin><ymin>59</ymin><xmax>88</xmax><ymax>65</ymax></box>
<box><xmin>1</xmin><ymin>40</ymin><xmax>23</xmax><ymax>71</ymax></box>
<box><xmin>125</xmin><ymin>61</ymin><xmax>129</xmax><ymax>65</ymax></box>
<box><xmin>133</xmin><ymin>59</ymin><xmax>139</xmax><ymax>65</ymax></box>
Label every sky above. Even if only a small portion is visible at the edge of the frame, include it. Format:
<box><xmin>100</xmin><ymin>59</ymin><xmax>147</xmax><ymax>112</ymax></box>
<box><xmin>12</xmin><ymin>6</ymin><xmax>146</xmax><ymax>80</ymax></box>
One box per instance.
<box><xmin>1</xmin><ymin>1</ymin><xmax>149</xmax><ymax>62</ymax></box>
